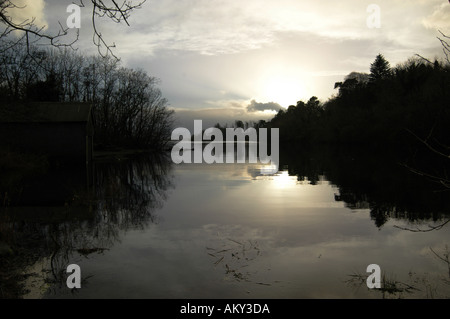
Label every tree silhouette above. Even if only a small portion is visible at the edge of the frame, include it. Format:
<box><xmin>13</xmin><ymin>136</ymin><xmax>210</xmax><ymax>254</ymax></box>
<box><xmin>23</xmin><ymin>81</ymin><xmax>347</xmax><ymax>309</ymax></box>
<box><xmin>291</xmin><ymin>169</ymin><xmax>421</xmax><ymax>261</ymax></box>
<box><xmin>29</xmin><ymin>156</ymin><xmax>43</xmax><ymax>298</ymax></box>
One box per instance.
<box><xmin>0</xmin><ymin>42</ymin><xmax>174</xmax><ymax>149</ymax></box>
<box><xmin>26</xmin><ymin>71</ymin><xmax>62</xmax><ymax>101</ymax></box>
<box><xmin>369</xmin><ymin>54</ymin><xmax>391</xmax><ymax>83</ymax></box>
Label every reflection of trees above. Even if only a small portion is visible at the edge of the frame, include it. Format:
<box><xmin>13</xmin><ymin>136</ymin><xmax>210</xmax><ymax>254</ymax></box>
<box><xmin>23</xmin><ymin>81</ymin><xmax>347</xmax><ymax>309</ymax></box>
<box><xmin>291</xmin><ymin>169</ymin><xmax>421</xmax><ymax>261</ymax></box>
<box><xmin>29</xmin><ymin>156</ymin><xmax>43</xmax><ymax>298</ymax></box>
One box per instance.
<box><xmin>278</xmin><ymin>146</ymin><xmax>326</xmax><ymax>185</ymax></box>
<box><xmin>0</xmin><ymin>151</ymin><xmax>174</xmax><ymax>296</ymax></box>
<box><xmin>430</xmin><ymin>245</ymin><xmax>450</xmax><ymax>281</ymax></box>
<box><xmin>346</xmin><ymin>245</ymin><xmax>450</xmax><ymax>299</ymax></box>
<box><xmin>279</xmin><ymin>145</ymin><xmax>450</xmax><ymax>228</ymax></box>
<box><xmin>345</xmin><ymin>270</ymin><xmax>420</xmax><ymax>299</ymax></box>
<box><xmin>394</xmin><ymin>219</ymin><xmax>450</xmax><ymax>233</ymax></box>
<box><xmin>94</xmin><ymin>152</ymin><xmax>174</xmax><ymax>229</ymax></box>
<box><xmin>49</xmin><ymin>152</ymin><xmax>174</xmax><ymax>285</ymax></box>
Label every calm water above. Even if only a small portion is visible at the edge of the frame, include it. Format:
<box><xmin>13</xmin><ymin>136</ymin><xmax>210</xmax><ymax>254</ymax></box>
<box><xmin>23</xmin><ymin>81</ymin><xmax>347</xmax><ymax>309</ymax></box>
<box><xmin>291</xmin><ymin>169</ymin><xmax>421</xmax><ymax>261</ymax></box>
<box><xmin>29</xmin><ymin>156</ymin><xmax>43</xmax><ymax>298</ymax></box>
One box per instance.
<box><xmin>3</xmin><ymin>148</ymin><xmax>450</xmax><ymax>299</ymax></box>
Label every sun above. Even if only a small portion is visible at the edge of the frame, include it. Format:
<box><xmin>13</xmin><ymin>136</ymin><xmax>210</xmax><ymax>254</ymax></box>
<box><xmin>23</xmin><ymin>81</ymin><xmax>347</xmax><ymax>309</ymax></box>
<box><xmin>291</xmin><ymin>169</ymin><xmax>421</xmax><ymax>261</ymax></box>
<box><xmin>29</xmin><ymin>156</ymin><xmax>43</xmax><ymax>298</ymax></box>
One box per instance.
<box><xmin>272</xmin><ymin>170</ymin><xmax>297</xmax><ymax>189</ymax></box>
<box><xmin>261</xmin><ymin>75</ymin><xmax>306</xmax><ymax>109</ymax></box>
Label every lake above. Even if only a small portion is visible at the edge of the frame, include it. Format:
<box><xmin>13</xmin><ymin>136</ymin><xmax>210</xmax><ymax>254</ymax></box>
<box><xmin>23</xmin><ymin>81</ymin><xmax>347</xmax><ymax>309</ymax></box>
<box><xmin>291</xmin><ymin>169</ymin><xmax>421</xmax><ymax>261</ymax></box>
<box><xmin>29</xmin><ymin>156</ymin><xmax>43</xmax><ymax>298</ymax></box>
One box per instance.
<box><xmin>2</xmin><ymin>146</ymin><xmax>450</xmax><ymax>299</ymax></box>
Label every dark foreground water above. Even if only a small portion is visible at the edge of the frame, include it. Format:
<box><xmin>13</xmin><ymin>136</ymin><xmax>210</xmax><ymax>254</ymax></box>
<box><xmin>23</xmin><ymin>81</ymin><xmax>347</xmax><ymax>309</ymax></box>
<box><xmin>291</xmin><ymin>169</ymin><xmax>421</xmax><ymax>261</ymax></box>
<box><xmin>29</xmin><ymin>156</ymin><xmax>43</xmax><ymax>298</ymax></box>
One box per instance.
<box><xmin>1</xmin><ymin>147</ymin><xmax>449</xmax><ymax>299</ymax></box>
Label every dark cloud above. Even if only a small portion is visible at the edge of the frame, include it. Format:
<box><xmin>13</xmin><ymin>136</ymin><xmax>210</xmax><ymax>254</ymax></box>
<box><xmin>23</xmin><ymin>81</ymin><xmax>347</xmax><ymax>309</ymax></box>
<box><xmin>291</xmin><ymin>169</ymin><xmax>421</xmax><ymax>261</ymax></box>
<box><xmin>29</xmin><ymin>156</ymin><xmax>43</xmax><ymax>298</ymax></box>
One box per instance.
<box><xmin>172</xmin><ymin>106</ymin><xmax>276</xmax><ymax>132</ymax></box>
<box><xmin>246</xmin><ymin>100</ymin><xmax>282</xmax><ymax>112</ymax></box>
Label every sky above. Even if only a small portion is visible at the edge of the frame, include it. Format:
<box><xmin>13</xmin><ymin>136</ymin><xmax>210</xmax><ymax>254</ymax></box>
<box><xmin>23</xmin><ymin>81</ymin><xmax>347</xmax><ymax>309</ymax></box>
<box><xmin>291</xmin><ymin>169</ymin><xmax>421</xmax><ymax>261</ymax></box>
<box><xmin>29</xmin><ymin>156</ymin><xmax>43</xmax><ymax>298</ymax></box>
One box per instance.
<box><xmin>9</xmin><ymin>0</ymin><xmax>450</xmax><ymax>129</ymax></box>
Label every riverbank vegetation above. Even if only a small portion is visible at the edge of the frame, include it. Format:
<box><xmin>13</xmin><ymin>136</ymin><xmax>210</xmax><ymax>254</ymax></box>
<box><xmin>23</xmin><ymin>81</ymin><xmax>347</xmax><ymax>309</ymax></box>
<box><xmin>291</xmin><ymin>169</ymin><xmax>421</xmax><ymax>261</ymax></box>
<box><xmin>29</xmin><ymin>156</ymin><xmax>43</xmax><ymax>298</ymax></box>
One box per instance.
<box><xmin>267</xmin><ymin>53</ymin><xmax>450</xmax><ymax>153</ymax></box>
<box><xmin>269</xmin><ymin>52</ymin><xmax>449</xmax><ymax>190</ymax></box>
<box><xmin>0</xmin><ymin>40</ymin><xmax>174</xmax><ymax>151</ymax></box>
<box><xmin>217</xmin><ymin>50</ymin><xmax>450</xmax><ymax>194</ymax></box>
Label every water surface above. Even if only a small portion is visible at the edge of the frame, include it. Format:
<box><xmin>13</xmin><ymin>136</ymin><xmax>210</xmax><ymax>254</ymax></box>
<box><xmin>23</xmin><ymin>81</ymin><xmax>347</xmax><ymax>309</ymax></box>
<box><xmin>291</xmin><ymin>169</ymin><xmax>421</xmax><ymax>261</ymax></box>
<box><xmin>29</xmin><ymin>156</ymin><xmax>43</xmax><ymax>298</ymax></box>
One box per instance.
<box><xmin>3</xmin><ymin>149</ymin><xmax>450</xmax><ymax>299</ymax></box>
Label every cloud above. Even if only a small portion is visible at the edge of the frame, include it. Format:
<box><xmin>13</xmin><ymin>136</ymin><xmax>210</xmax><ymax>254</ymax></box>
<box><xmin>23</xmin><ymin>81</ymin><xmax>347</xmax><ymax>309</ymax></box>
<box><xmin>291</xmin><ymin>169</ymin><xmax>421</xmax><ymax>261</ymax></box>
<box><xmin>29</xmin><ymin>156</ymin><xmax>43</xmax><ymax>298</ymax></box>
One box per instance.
<box><xmin>121</xmin><ymin>0</ymin><xmax>279</xmax><ymax>55</ymax></box>
<box><xmin>422</xmin><ymin>3</ymin><xmax>450</xmax><ymax>31</ymax></box>
<box><xmin>173</xmin><ymin>107</ymin><xmax>266</xmax><ymax>131</ymax></box>
<box><xmin>115</xmin><ymin>0</ymin><xmax>396</xmax><ymax>55</ymax></box>
<box><xmin>8</xmin><ymin>0</ymin><xmax>47</xmax><ymax>30</ymax></box>
<box><xmin>247</xmin><ymin>100</ymin><xmax>282</xmax><ymax>113</ymax></box>
<box><xmin>37</xmin><ymin>0</ymin><xmax>447</xmax><ymax>119</ymax></box>
<box><xmin>167</xmin><ymin>96</ymin><xmax>284</xmax><ymax>132</ymax></box>
<box><xmin>35</xmin><ymin>0</ymin><xmax>446</xmax><ymax>60</ymax></box>
<box><xmin>123</xmin><ymin>0</ymin><xmax>444</xmax><ymax>56</ymax></box>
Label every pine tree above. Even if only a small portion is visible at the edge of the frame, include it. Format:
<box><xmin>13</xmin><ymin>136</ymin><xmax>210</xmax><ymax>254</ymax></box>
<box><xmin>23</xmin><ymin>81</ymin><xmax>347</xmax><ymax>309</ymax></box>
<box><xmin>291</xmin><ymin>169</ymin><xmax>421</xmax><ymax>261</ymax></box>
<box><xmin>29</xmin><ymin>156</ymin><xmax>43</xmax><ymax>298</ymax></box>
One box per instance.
<box><xmin>369</xmin><ymin>54</ymin><xmax>391</xmax><ymax>82</ymax></box>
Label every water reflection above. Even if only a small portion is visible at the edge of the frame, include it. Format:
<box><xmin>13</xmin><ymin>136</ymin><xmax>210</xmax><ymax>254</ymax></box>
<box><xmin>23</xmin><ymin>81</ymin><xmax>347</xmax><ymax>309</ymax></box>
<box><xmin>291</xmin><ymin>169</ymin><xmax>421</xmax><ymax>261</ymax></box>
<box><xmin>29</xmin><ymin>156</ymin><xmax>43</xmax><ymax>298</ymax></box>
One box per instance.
<box><xmin>93</xmin><ymin>153</ymin><xmax>174</xmax><ymax>228</ymax></box>
<box><xmin>0</xmin><ymin>151</ymin><xmax>174</xmax><ymax>298</ymax></box>
<box><xmin>278</xmin><ymin>145</ymin><xmax>450</xmax><ymax>228</ymax></box>
<box><xmin>206</xmin><ymin>235</ymin><xmax>266</xmax><ymax>285</ymax></box>
<box><xmin>1</xmin><ymin>145</ymin><xmax>449</xmax><ymax>299</ymax></box>
<box><xmin>345</xmin><ymin>244</ymin><xmax>450</xmax><ymax>299</ymax></box>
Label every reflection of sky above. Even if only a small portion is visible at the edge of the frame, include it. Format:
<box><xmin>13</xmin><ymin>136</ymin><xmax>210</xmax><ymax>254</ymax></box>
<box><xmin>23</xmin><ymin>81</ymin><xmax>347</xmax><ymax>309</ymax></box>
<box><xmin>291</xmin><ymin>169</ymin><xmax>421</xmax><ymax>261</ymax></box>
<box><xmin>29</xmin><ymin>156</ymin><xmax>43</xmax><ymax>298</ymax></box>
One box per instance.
<box><xmin>171</xmin><ymin>141</ymin><xmax>279</xmax><ymax>171</ymax></box>
<box><xmin>47</xmin><ymin>163</ymin><xmax>450</xmax><ymax>299</ymax></box>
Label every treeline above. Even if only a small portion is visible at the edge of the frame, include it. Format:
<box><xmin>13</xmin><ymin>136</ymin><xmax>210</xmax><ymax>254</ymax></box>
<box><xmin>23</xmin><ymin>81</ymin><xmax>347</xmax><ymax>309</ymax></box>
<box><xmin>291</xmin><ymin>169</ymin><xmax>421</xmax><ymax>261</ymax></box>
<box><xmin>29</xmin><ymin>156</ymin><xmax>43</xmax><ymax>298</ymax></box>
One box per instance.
<box><xmin>213</xmin><ymin>54</ymin><xmax>449</xmax><ymax>155</ymax></box>
<box><xmin>215</xmin><ymin>53</ymin><xmax>450</xmax><ymax>188</ymax></box>
<box><xmin>211</xmin><ymin>119</ymin><xmax>268</xmax><ymax>136</ymax></box>
<box><xmin>261</xmin><ymin>54</ymin><xmax>450</xmax><ymax>156</ymax></box>
<box><xmin>257</xmin><ymin>53</ymin><xmax>450</xmax><ymax>190</ymax></box>
<box><xmin>0</xmin><ymin>40</ymin><xmax>174</xmax><ymax>150</ymax></box>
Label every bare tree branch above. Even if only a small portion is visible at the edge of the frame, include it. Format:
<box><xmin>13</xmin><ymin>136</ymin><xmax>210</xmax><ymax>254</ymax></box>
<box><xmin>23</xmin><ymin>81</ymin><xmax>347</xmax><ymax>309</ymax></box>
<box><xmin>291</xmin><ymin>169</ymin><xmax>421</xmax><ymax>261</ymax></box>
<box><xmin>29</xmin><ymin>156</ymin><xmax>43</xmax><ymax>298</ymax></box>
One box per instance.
<box><xmin>0</xmin><ymin>0</ymin><xmax>77</xmax><ymax>53</ymax></box>
<box><xmin>429</xmin><ymin>245</ymin><xmax>450</xmax><ymax>279</ymax></box>
<box><xmin>405</xmin><ymin>127</ymin><xmax>450</xmax><ymax>160</ymax></box>
<box><xmin>0</xmin><ymin>0</ymin><xmax>146</xmax><ymax>58</ymax></box>
<box><xmin>437</xmin><ymin>30</ymin><xmax>450</xmax><ymax>64</ymax></box>
<box><xmin>393</xmin><ymin>219</ymin><xmax>450</xmax><ymax>232</ymax></box>
<box><xmin>401</xmin><ymin>123</ymin><xmax>450</xmax><ymax>189</ymax></box>
<box><xmin>400</xmin><ymin>162</ymin><xmax>450</xmax><ymax>189</ymax></box>
<box><xmin>414</xmin><ymin>53</ymin><xmax>434</xmax><ymax>65</ymax></box>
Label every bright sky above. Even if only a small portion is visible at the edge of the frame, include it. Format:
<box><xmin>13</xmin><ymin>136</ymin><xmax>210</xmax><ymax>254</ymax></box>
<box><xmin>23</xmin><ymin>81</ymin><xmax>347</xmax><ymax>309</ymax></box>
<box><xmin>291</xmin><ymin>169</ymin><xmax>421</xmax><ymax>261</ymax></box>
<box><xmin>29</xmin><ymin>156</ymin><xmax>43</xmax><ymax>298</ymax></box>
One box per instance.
<box><xmin>12</xmin><ymin>0</ymin><xmax>450</xmax><ymax>128</ymax></box>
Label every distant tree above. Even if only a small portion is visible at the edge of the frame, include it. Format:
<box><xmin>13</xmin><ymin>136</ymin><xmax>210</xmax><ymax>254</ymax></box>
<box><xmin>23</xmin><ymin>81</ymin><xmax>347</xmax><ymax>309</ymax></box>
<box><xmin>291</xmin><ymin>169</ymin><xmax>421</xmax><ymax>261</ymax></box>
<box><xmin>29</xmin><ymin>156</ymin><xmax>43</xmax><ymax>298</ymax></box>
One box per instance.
<box><xmin>234</xmin><ymin>120</ymin><xmax>244</xmax><ymax>129</ymax></box>
<box><xmin>295</xmin><ymin>100</ymin><xmax>305</xmax><ymax>108</ymax></box>
<box><xmin>345</xmin><ymin>72</ymin><xmax>370</xmax><ymax>84</ymax></box>
<box><xmin>306</xmin><ymin>96</ymin><xmax>320</xmax><ymax>109</ymax></box>
<box><xmin>334</xmin><ymin>78</ymin><xmax>358</xmax><ymax>94</ymax></box>
<box><xmin>0</xmin><ymin>41</ymin><xmax>46</xmax><ymax>101</ymax></box>
<box><xmin>254</xmin><ymin>120</ymin><xmax>266</xmax><ymax>130</ymax></box>
<box><xmin>334</xmin><ymin>72</ymin><xmax>369</xmax><ymax>96</ymax></box>
<box><xmin>369</xmin><ymin>54</ymin><xmax>391</xmax><ymax>82</ymax></box>
<box><xmin>26</xmin><ymin>71</ymin><xmax>62</xmax><ymax>101</ymax></box>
